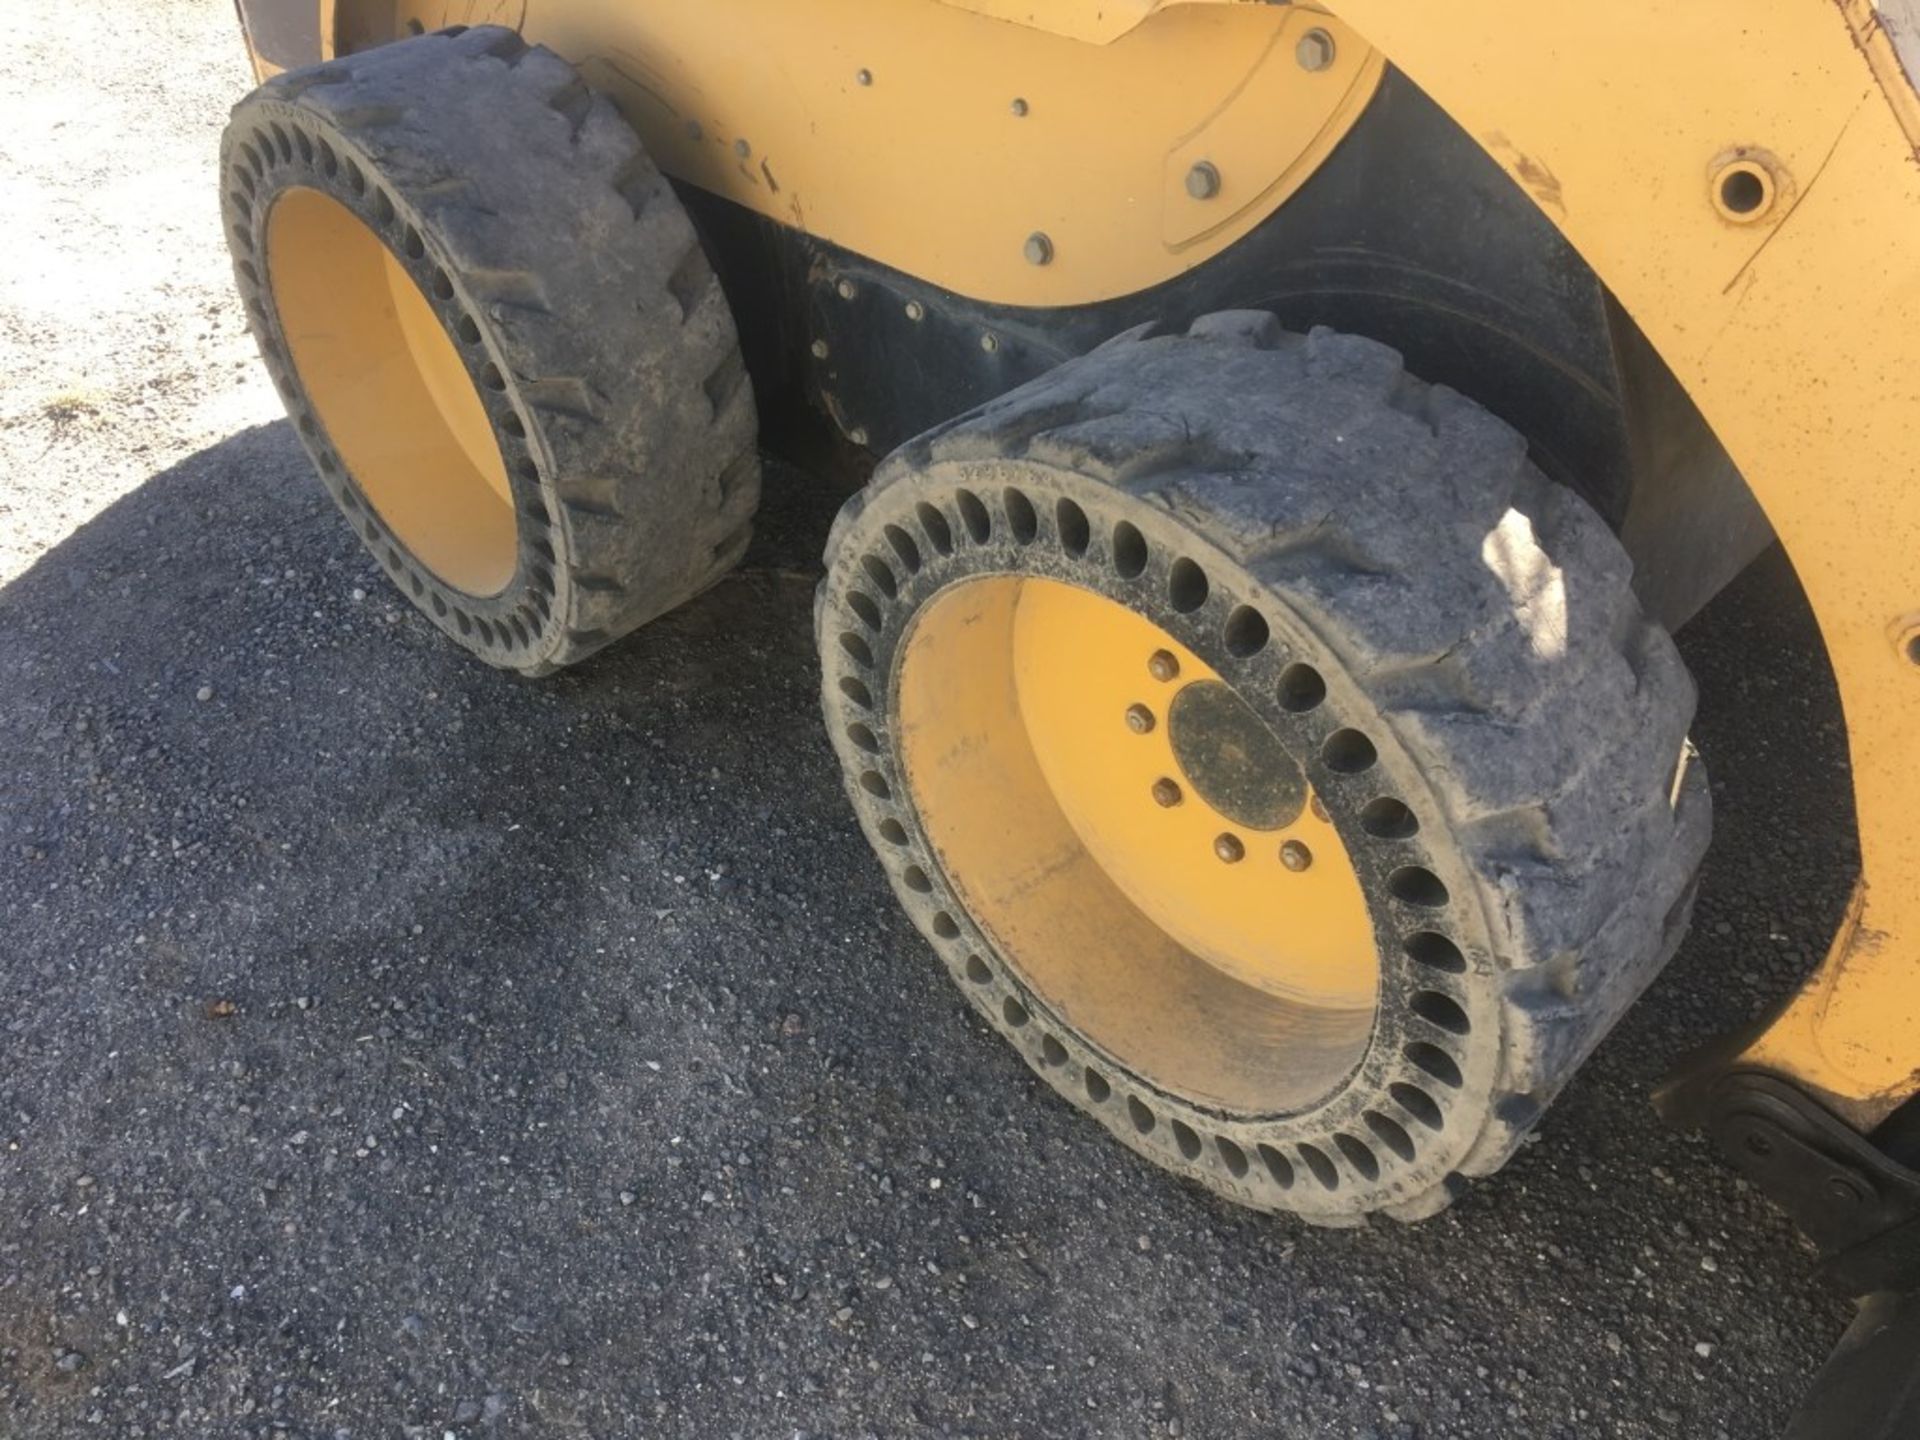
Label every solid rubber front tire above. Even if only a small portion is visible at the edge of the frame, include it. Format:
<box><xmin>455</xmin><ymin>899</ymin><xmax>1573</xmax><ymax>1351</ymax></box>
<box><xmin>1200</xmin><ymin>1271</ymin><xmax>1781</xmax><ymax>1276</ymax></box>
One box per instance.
<box><xmin>817</xmin><ymin>314</ymin><xmax>1711</xmax><ymax>1223</ymax></box>
<box><xmin>221</xmin><ymin>26</ymin><xmax>758</xmax><ymax>674</ymax></box>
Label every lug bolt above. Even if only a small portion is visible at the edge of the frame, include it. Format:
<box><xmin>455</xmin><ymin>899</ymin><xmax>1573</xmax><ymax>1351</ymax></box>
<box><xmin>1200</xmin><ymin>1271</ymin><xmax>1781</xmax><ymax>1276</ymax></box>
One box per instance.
<box><xmin>848</xmin><ymin>426</ymin><xmax>870</xmax><ymax>447</ymax></box>
<box><xmin>1010</xmin><ymin>97</ymin><xmax>1030</xmax><ymax>117</ymax></box>
<box><xmin>855</xmin><ymin>68</ymin><xmax>873</xmax><ymax>86</ymax></box>
<box><xmin>1151</xmin><ymin>778</ymin><xmax>1183</xmax><ymax>808</ymax></box>
<box><xmin>1296</xmin><ymin>28</ymin><xmax>1337</xmax><ymax>72</ymax></box>
<box><xmin>1125</xmin><ymin>703</ymin><xmax>1156</xmax><ymax>735</ymax></box>
<box><xmin>904</xmin><ymin>300</ymin><xmax>925</xmax><ymax>322</ymax></box>
<box><xmin>836</xmin><ymin>278</ymin><xmax>857</xmax><ymax>301</ymax></box>
<box><xmin>1024</xmin><ymin>232</ymin><xmax>1055</xmax><ymax>267</ymax></box>
<box><xmin>810</xmin><ymin>339</ymin><xmax>830</xmax><ymax>359</ymax></box>
<box><xmin>1280</xmin><ymin>839</ymin><xmax>1313</xmax><ymax>872</ymax></box>
<box><xmin>1214</xmin><ymin>833</ymin><xmax>1246</xmax><ymax>864</ymax></box>
<box><xmin>1147</xmin><ymin>649</ymin><xmax>1180</xmax><ymax>683</ymax></box>
<box><xmin>1185</xmin><ymin>161</ymin><xmax>1221</xmax><ymax>201</ymax></box>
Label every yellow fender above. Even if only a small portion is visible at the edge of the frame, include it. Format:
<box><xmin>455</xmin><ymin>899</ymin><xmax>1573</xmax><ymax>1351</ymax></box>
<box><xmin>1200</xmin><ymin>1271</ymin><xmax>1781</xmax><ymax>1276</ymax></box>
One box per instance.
<box><xmin>1306</xmin><ymin>0</ymin><xmax>1920</xmax><ymax>1128</ymax></box>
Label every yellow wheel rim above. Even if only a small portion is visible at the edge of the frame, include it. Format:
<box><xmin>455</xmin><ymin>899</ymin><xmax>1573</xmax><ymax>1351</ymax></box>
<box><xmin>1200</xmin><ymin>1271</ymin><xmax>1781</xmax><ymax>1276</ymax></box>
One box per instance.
<box><xmin>899</xmin><ymin>575</ymin><xmax>1379</xmax><ymax>1113</ymax></box>
<box><xmin>266</xmin><ymin>187</ymin><xmax>516</xmax><ymax>596</ymax></box>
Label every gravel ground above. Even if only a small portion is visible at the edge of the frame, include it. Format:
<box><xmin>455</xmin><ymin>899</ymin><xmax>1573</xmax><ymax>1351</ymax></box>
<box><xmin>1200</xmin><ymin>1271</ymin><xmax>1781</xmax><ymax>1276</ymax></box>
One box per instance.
<box><xmin>0</xmin><ymin>3</ymin><xmax>1861</xmax><ymax>1437</ymax></box>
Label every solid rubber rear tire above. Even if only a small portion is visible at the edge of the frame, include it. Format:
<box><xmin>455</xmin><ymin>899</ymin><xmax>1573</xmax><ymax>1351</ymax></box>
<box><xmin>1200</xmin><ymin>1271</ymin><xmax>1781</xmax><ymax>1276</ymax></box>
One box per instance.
<box><xmin>222</xmin><ymin>26</ymin><xmax>758</xmax><ymax>674</ymax></box>
<box><xmin>817</xmin><ymin>314</ymin><xmax>1711</xmax><ymax>1222</ymax></box>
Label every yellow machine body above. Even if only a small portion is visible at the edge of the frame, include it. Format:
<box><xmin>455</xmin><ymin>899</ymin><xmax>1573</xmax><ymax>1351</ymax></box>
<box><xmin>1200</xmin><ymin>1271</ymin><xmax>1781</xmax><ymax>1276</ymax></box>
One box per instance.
<box><xmin>243</xmin><ymin>0</ymin><xmax>1920</xmax><ymax>1127</ymax></box>
<box><xmin>1318</xmin><ymin>0</ymin><xmax>1920</xmax><ymax>1131</ymax></box>
<box><xmin>319</xmin><ymin>0</ymin><xmax>1383</xmax><ymax>306</ymax></box>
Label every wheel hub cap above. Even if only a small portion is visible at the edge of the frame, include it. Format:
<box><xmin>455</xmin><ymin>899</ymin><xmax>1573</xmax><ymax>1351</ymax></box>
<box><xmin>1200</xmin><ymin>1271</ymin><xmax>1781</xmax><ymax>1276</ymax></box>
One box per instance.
<box><xmin>1166</xmin><ymin>680</ymin><xmax>1308</xmax><ymax>831</ymax></box>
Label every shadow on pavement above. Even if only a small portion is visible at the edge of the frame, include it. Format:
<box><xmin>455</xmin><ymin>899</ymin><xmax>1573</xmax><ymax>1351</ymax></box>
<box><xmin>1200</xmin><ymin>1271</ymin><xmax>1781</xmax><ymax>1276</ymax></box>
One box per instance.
<box><xmin>0</xmin><ymin>419</ymin><xmax>1858</xmax><ymax>1439</ymax></box>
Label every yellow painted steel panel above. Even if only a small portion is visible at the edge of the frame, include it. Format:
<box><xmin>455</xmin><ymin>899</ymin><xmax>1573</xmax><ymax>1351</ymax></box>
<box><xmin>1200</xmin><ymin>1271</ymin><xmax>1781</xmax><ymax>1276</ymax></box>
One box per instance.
<box><xmin>345</xmin><ymin>0</ymin><xmax>1381</xmax><ymax>306</ymax></box>
<box><xmin>1321</xmin><ymin>0</ymin><xmax>1920</xmax><ymax>1125</ymax></box>
<box><xmin>932</xmin><ymin>0</ymin><xmax>1163</xmax><ymax>45</ymax></box>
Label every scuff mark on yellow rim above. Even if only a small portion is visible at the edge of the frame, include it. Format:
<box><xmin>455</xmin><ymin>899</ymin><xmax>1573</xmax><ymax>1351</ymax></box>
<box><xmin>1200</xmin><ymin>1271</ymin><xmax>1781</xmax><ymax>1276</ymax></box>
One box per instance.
<box><xmin>898</xmin><ymin>575</ymin><xmax>1378</xmax><ymax>1114</ymax></box>
<box><xmin>266</xmin><ymin>187</ymin><xmax>516</xmax><ymax>596</ymax></box>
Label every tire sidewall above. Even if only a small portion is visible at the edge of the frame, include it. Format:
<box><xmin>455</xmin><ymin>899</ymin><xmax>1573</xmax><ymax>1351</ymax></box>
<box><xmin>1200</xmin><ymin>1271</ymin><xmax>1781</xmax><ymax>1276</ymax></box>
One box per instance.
<box><xmin>820</xmin><ymin>457</ymin><xmax>1505</xmax><ymax>1221</ymax></box>
<box><xmin>222</xmin><ymin>95</ymin><xmax>566</xmax><ymax>665</ymax></box>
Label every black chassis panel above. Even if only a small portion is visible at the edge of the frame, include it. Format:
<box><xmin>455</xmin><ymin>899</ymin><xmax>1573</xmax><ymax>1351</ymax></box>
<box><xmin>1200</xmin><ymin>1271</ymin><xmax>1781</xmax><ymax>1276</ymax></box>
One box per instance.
<box><xmin>691</xmin><ymin>70</ymin><xmax>1642</xmax><ymax>530</ymax></box>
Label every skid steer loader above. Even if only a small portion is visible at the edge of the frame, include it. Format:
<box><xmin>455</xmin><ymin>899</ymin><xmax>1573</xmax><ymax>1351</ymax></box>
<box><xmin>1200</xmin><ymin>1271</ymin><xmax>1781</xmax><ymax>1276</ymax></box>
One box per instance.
<box><xmin>220</xmin><ymin>3</ymin><xmax>1920</xmax><ymax>1431</ymax></box>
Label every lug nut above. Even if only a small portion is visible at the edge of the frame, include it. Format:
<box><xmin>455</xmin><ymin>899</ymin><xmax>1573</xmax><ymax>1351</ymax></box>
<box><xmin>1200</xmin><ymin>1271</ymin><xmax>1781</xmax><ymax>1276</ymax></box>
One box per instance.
<box><xmin>1010</xmin><ymin>97</ymin><xmax>1030</xmax><ymax>117</ymax></box>
<box><xmin>1024</xmin><ymin>232</ymin><xmax>1055</xmax><ymax>267</ymax></box>
<box><xmin>1151</xmin><ymin>778</ymin><xmax>1183</xmax><ymax>808</ymax></box>
<box><xmin>904</xmin><ymin>300</ymin><xmax>925</xmax><ymax>322</ymax></box>
<box><xmin>1280</xmin><ymin>839</ymin><xmax>1313</xmax><ymax>872</ymax></box>
<box><xmin>810</xmin><ymin>339</ymin><xmax>830</xmax><ymax>359</ymax></box>
<box><xmin>1125</xmin><ymin>703</ymin><xmax>1156</xmax><ymax>735</ymax></box>
<box><xmin>1213</xmin><ymin>833</ymin><xmax>1246</xmax><ymax>864</ymax></box>
<box><xmin>1147</xmin><ymin>649</ymin><xmax>1180</xmax><ymax>682</ymax></box>
<box><xmin>1296</xmin><ymin>27</ymin><xmax>1336</xmax><ymax>72</ymax></box>
<box><xmin>836</xmin><ymin>278</ymin><xmax>858</xmax><ymax>301</ymax></box>
<box><xmin>980</xmin><ymin>332</ymin><xmax>1000</xmax><ymax>354</ymax></box>
<box><xmin>1185</xmin><ymin>161</ymin><xmax>1221</xmax><ymax>201</ymax></box>
<box><xmin>855</xmin><ymin>68</ymin><xmax>873</xmax><ymax>86</ymax></box>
